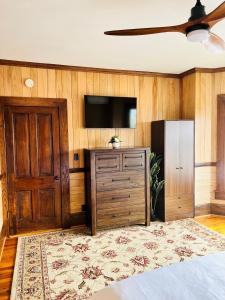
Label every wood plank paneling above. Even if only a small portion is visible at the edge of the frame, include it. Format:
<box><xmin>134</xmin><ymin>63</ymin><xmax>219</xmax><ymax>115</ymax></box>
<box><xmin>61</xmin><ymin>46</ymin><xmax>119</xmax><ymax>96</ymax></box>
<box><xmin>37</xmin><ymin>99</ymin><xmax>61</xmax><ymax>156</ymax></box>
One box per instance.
<box><xmin>70</xmin><ymin>173</ymin><xmax>85</xmax><ymax>213</ymax></box>
<box><xmin>181</xmin><ymin>70</ymin><xmax>225</xmax><ymax>210</ymax></box>
<box><xmin>195</xmin><ymin>167</ymin><xmax>216</xmax><ymax>206</ymax></box>
<box><xmin>181</xmin><ymin>74</ymin><xmax>196</xmax><ymax>120</ymax></box>
<box><xmin>0</xmin><ymin>65</ymin><xmax>180</xmax><ymax>215</ymax></box>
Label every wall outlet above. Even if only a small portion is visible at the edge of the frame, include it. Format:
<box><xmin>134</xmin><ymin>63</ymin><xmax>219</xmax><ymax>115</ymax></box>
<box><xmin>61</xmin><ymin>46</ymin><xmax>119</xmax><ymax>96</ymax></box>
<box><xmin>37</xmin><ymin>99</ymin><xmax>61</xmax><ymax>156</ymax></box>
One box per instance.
<box><xmin>74</xmin><ymin>153</ymin><xmax>79</xmax><ymax>161</ymax></box>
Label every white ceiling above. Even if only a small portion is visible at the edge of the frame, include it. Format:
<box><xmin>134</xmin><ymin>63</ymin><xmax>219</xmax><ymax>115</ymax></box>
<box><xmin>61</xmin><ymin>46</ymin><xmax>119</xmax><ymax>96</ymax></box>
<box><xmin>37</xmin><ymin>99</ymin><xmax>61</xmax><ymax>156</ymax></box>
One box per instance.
<box><xmin>0</xmin><ymin>0</ymin><xmax>225</xmax><ymax>74</ymax></box>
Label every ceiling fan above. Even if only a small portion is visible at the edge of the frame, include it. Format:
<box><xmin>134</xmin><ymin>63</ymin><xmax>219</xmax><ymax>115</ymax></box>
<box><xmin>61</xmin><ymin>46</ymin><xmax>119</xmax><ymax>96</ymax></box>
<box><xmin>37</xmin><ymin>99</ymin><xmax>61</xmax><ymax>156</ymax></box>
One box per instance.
<box><xmin>104</xmin><ymin>0</ymin><xmax>225</xmax><ymax>53</ymax></box>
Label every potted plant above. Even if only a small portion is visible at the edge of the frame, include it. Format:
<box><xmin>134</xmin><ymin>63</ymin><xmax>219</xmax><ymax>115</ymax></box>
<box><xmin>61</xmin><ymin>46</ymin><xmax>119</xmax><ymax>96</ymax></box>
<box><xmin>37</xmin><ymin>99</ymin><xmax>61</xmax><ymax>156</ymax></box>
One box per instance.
<box><xmin>150</xmin><ymin>151</ymin><xmax>165</xmax><ymax>221</ymax></box>
<box><xmin>109</xmin><ymin>136</ymin><xmax>122</xmax><ymax>149</ymax></box>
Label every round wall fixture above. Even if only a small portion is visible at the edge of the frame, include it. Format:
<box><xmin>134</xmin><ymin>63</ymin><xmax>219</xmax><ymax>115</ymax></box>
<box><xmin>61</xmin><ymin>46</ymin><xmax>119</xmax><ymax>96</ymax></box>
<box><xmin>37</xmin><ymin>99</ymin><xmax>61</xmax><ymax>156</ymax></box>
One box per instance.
<box><xmin>24</xmin><ymin>78</ymin><xmax>34</xmax><ymax>88</ymax></box>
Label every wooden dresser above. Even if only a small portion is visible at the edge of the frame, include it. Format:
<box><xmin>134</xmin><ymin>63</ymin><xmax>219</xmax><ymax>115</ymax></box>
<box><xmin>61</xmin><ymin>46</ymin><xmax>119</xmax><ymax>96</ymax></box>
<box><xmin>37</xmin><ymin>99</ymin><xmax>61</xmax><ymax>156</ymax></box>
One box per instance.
<box><xmin>84</xmin><ymin>147</ymin><xmax>150</xmax><ymax>235</ymax></box>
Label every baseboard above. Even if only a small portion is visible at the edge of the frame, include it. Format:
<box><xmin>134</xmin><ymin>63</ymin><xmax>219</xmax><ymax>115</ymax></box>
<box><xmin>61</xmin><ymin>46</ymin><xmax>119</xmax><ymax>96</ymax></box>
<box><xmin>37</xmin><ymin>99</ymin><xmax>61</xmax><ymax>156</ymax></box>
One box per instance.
<box><xmin>211</xmin><ymin>202</ymin><xmax>225</xmax><ymax>216</ymax></box>
<box><xmin>70</xmin><ymin>212</ymin><xmax>86</xmax><ymax>226</ymax></box>
<box><xmin>195</xmin><ymin>203</ymin><xmax>211</xmax><ymax>216</ymax></box>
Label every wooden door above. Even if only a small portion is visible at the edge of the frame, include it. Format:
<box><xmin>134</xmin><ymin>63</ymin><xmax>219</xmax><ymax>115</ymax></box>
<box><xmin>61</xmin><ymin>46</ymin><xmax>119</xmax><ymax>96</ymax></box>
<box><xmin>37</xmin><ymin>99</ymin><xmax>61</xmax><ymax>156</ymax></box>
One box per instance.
<box><xmin>165</xmin><ymin>121</ymin><xmax>180</xmax><ymax>198</ymax></box>
<box><xmin>177</xmin><ymin>121</ymin><xmax>194</xmax><ymax>217</ymax></box>
<box><xmin>178</xmin><ymin>121</ymin><xmax>194</xmax><ymax>196</ymax></box>
<box><xmin>5</xmin><ymin>105</ymin><xmax>62</xmax><ymax>234</ymax></box>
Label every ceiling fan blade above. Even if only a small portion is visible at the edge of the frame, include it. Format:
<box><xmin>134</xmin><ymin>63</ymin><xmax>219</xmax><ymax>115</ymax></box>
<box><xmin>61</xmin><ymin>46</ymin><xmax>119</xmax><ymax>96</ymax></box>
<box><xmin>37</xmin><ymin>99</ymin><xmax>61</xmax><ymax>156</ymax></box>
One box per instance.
<box><xmin>104</xmin><ymin>2</ymin><xmax>225</xmax><ymax>37</ymax></box>
<box><xmin>202</xmin><ymin>1</ymin><xmax>225</xmax><ymax>27</ymax></box>
<box><xmin>104</xmin><ymin>23</ymin><xmax>188</xmax><ymax>36</ymax></box>
<box><xmin>203</xmin><ymin>32</ymin><xmax>225</xmax><ymax>53</ymax></box>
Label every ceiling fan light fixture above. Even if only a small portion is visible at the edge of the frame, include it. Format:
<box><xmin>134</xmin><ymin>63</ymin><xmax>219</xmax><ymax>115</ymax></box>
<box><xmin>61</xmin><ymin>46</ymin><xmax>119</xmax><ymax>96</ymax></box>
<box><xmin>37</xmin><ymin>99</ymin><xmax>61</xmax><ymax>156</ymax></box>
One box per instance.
<box><xmin>104</xmin><ymin>1</ymin><xmax>225</xmax><ymax>55</ymax></box>
<box><xmin>187</xmin><ymin>29</ymin><xmax>209</xmax><ymax>43</ymax></box>
<box><xmin>203</xmin><ymin>33</ymin><xmax>225</xmax><ymax>54</ymax></box>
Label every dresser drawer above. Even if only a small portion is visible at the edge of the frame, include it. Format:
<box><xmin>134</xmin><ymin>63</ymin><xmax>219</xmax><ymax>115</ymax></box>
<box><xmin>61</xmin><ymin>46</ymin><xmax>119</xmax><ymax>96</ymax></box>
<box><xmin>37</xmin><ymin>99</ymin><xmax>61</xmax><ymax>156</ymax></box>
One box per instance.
<box><xmin>97</xmin><ymin>205</ymin><xmax>145</xmax><ymax>228</ymax></box>
<box><xmin>96</xmin><ymin>154</ymin><xmax>120</xmax><ymax>173</ymax></box>
<box><xmin>166</xmin><ymin>194</ymin><xmax>194</xmax><ymax>221</ymax></box>
<box><xmin>122</xmin><ymin>152</ymin><xmax>145</xmax><ymax>171</ymax></box>
<box><xmin>97</xmin><ymin>188</ymin><xmax>145</xmax><ymax>210</ymax></box>
<box><xmin>96</xmin><ymin>171</ymin><xmax>145</xmax><ymax>192</ymax></box>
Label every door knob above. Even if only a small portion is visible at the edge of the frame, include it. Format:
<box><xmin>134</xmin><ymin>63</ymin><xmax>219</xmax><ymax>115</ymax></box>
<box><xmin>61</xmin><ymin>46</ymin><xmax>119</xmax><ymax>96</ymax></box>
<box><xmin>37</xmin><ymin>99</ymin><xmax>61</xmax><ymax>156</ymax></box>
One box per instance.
<box><xmin>54</xmin><ymin>176</ymin><xmax>60</xmax><ymax>181</ymax></box>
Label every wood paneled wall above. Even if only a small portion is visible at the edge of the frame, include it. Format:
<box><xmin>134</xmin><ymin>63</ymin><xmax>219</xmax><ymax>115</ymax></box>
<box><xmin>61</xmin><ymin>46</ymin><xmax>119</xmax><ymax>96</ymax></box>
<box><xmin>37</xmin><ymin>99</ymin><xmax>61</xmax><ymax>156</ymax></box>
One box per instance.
<box><xmin>181</xmin><ymin>71</ymin><xmax>225</xmax><ymax>207</ymax></box>
<box><xmin>0</xmin><ymin>65</ymin><xmax>180</xmax><ymax>214</ymax></box>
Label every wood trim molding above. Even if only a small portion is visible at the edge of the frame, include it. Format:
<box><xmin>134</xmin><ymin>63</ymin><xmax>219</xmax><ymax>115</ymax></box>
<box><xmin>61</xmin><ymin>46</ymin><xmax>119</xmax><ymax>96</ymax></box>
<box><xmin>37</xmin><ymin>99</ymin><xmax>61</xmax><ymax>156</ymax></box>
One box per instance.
<box><xmin>195</xmin><ymin>203</ymin><xmax>211</xmax><ymax>217</ymax></box>
<box><xmin>216</xmin><ymin>95</ymin><xmax>225</xmax><ymax>201</ymax></box>
<box><xmin>69</xmin><ymin>168</ymin><xmax>85</xmax><ymax>174</ymax></box>
<box><xmin>195</xmin><ymin>162</ymin><xmax>216</xmax><ymax>168</ymax></box>
<box><xmin>0</xmin><ymin>59</ymin><xmax>224</xmax><ymax>79</ymax></box>
<box><xmin>0</xmin><ymin>96</ymin><xmax>67</xmax><ymax>106</ymax></box>
<box><xmin>211</xmin><ymin>202</ymin><xmax>225</xmax><ymax>216</ymax></box>
<box><xmin>0</xmin><ymin>59</ymin><xmax>179</xmax><ymax>78</ymax></box>
<box><xmin>179</xmin><ymin>67</ymin><xmax>225</xmax><ymax>78</ymax></box>
<box><xmin>0</xmin><ymin>223</ymin><xmax>7</xmax><ymax>261</ymax></box>
<box><xmin>0</xmin><ymin>104</ymin><xmax>9</xmax><ymax>236</ymax></box>
<box><xmin>70</xmin><ymin>212</ymin><xmax>86</xmax><ymax>226</ymax></box>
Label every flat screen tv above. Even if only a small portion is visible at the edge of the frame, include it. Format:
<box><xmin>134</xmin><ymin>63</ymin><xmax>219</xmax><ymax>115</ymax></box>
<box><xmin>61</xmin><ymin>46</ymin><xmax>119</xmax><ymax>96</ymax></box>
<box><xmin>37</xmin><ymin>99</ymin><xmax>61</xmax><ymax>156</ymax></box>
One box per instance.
<box><xmin>85</xmin><ymin>95</ymin><xmax>137</xmax><ymax>128</ymax></box>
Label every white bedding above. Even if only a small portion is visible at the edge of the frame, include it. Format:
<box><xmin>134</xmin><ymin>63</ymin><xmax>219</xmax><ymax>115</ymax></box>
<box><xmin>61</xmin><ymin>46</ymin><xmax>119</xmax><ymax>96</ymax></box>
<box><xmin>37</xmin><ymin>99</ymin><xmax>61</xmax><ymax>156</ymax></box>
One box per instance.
<box><xmin>89</xmin><ymin>252</ymin><xmax>225</xmax><ymax>300</ymax></box>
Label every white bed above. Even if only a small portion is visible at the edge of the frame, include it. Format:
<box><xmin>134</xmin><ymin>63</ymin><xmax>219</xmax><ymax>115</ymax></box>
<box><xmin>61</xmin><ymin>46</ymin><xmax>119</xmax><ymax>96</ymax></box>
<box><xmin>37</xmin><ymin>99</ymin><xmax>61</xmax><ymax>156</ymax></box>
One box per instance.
<box><xmin>89</xmin><ymin>251</ymin><xmax>225</xmax><ymax>300</ymax></box>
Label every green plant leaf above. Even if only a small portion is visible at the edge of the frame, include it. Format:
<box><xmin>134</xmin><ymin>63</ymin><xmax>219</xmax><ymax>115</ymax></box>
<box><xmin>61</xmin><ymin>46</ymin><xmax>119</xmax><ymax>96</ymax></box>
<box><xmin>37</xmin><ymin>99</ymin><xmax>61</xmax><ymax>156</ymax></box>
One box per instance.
<box><xmin>150</xmin><ymin>151</ymin><xmax>164</xmax><ymax>215</ymax></box>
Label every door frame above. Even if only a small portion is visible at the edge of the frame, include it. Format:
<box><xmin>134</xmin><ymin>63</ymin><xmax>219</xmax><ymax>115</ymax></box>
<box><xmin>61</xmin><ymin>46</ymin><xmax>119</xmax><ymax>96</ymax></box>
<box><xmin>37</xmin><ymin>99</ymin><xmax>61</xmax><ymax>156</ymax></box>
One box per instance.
<box><xmin>0</xmin><ymin>97</ymin><xmax>70</xmax><ymax>235</ymax></box>
<box><xmin>216</xmin><ymin>94</ymin><xmax>225</xmax><ymax>200</ymax></box>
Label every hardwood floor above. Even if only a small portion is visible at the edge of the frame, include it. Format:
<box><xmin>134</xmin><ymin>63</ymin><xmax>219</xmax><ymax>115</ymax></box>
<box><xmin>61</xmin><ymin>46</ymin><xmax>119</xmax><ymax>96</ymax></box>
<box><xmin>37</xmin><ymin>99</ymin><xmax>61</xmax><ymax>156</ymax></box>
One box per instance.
<box><xmin>0</xmin><ymin>238</ymin><xmax>17</xmax><ymax>300</ymax></box>
<box><xmin>0</xmin><ymin>215</ymin><xmax>225</xmax><ymax>299</ymax></box>
<box><xmin>196</xmin><ymin>214</ymin><xmax>225</xmax><ymax>235</ymax></box>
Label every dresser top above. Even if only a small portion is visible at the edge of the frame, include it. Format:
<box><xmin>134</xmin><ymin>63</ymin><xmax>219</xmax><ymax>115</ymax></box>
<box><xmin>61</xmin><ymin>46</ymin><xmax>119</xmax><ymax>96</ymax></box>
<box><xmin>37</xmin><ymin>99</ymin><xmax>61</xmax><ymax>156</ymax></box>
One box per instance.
<box><xmin>84</xmin><ymin>147</ymin><xmax>150</xmax><ymax>152</ymax></box>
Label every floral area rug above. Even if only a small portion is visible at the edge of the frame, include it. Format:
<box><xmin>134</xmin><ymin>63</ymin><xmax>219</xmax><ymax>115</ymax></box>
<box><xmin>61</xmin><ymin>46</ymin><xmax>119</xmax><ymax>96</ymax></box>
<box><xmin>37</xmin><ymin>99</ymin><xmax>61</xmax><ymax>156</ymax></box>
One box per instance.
<box><xmin>11</xmin><ymin>219</ymin><xmax>225</xmax><ymax>300</ymax></box>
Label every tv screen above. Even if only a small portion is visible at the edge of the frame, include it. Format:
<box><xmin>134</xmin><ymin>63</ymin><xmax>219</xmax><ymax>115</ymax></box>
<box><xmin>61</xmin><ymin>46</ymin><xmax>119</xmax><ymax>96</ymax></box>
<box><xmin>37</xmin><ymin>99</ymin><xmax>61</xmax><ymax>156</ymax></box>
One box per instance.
<box><xmin>85</xmin><ymin>95</ymin><xmax>137</xmax><ymax>128</ymax></box>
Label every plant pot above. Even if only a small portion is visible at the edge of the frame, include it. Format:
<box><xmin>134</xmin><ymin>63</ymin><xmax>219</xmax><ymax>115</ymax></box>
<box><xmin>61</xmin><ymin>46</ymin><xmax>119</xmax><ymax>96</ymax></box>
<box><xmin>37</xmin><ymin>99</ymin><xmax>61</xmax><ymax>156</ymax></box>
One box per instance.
<box><xmin>151</xmin><ymin>211</ymin><xmax>158</xmax><ymax>221</ymax></box>
<box><xmin>112</xmin><ymin>142</ymin><xmax>120</xmax><ymax>149</ymax></box>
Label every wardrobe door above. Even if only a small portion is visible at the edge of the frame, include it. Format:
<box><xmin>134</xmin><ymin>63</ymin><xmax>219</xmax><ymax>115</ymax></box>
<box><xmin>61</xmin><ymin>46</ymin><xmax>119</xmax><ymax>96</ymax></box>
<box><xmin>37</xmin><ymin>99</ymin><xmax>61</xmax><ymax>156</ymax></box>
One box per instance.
<box><xmin>165</xmin><ymin>122</ymin><xmax>180</xmax><ymax>198</ymax></box>
<box><xmin>178</xmin><ymin>121</ymin><xmax>194</xmax><ymax>217</ymax></box>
